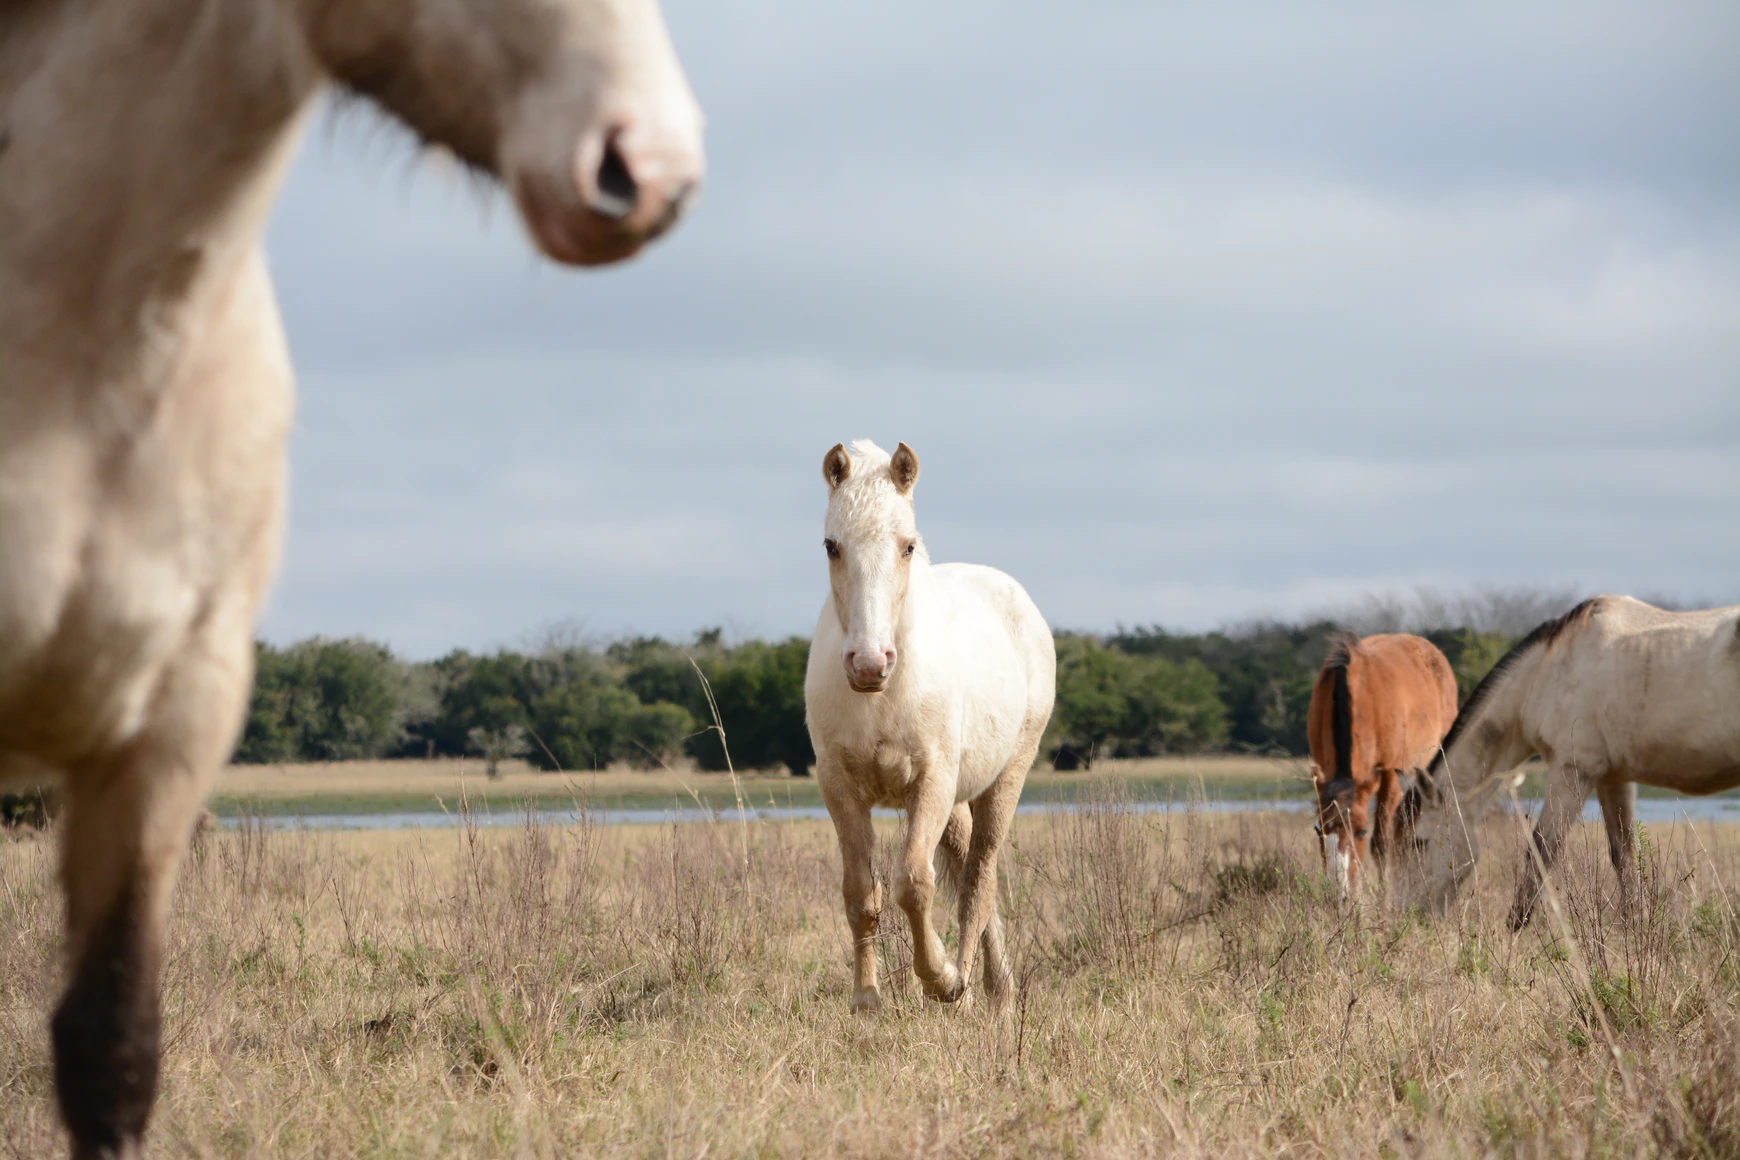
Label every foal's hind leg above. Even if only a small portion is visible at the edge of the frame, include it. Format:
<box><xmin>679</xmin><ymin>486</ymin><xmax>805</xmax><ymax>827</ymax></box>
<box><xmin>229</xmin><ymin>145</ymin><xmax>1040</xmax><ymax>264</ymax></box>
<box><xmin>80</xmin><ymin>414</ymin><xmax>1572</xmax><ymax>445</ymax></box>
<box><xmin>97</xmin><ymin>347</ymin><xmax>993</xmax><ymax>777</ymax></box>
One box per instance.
<box><xmin>937</xmin><ymin>803</ymin><xmax>1003</xmax><ymax>999</ymax></box>
<box><xmin>955</xmin><ymin>741</ymin><xmax>1038</xmax><ymax>1009</ymax></box>
<box><xmin>55</xmin><ymin>634</ymin><xmax>248</xmax><ymax>1159</ymax></box>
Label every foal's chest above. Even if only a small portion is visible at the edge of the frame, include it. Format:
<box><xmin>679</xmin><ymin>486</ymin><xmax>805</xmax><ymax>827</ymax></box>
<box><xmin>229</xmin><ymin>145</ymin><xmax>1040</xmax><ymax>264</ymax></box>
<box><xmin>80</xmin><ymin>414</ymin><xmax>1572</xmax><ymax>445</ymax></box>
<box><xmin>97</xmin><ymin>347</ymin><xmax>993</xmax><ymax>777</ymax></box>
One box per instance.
<box><xmin>835</xmin><ymin>741</ymin><xmax>920</xmax><ymax>809</ymax></box>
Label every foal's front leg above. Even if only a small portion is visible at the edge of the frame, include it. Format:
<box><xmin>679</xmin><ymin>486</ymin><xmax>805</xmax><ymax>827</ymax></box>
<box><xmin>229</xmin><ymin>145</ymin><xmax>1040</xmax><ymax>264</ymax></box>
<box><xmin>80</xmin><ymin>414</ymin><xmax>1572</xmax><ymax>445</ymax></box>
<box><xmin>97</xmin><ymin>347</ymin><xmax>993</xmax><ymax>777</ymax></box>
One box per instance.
<box><xmin>897</xmin><ymin>763</ymin><xmax>963</xmax><ymax>1001</ymax></box>
<box><xmin>819</xmin><ymin>769</ymin><xmax>883</xmax><ymax>1013</ymax></box>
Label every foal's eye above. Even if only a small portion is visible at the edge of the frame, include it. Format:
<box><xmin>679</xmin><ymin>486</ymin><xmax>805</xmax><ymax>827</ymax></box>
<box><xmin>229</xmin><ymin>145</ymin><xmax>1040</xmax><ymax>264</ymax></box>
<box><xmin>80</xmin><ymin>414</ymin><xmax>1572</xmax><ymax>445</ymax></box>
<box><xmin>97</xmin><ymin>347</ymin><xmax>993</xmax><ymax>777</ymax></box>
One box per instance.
<box><xmin>901</xmin><ymin>541</ymin><xmax>915</xmax><ymax>558</ymax></box>
<box><xmin>823</xmin><ymin>539</ymin><xmax>840</xmax><ymax>559</ymax></box>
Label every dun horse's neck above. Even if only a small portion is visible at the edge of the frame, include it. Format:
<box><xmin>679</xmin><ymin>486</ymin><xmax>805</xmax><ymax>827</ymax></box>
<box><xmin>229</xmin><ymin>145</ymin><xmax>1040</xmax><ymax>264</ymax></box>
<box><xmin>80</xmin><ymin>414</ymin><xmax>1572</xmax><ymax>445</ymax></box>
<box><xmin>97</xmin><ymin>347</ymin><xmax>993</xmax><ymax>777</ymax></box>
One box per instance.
<box><xmin>1</xmin><ymin>0</ymin><xmax>319</xmax><ymax>389</ymax></box>
<box><xmin>1440</xmin><ymin>647</ymin><xmax>1540</xmax><ymax>796</ymax></box>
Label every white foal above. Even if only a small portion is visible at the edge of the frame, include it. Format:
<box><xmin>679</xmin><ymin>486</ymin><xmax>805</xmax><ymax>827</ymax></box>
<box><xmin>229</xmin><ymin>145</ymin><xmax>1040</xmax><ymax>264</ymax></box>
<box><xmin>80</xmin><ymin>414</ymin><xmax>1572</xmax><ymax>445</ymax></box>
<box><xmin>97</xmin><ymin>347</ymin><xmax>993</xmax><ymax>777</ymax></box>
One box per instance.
<box><xmin>804</xmin><ymin>440</ymin><xmax>1055</xmax><ymax>1012</ymax></box>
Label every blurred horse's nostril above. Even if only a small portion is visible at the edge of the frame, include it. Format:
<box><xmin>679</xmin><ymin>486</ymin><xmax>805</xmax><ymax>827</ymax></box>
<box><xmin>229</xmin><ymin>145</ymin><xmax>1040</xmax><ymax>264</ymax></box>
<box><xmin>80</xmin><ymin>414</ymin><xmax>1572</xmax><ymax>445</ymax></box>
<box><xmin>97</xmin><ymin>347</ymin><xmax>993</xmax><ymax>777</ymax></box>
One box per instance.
<box><xmin>590</xmin><ymin>138</ymin><xmax>637</xmax><ymax>221</ymax></box>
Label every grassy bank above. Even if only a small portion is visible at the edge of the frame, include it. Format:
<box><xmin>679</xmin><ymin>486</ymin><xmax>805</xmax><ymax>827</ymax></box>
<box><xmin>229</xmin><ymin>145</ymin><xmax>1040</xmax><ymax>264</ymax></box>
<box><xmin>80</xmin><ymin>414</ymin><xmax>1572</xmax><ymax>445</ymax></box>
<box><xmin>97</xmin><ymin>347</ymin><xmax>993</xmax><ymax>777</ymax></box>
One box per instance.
<box><xmin>206</xmin><ymin>755</ymin><xmax>1317</xmax><ymax>817</ymax></box>
<box><xmin>3</xmin><ymin>795</ymin><xmax>1737</xmax><ymax>1156</ymax></box>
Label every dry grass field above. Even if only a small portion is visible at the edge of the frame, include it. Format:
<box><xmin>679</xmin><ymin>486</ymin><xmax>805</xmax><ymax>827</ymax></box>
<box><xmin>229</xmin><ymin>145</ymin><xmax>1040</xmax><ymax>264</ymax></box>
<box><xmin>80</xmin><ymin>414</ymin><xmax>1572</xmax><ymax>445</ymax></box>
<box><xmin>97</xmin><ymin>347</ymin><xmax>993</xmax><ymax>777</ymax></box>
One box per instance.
<box><xmin>3</xmin><ymin>789</ymin><xmax>1738</xmax><ymax>1158</ymax></box>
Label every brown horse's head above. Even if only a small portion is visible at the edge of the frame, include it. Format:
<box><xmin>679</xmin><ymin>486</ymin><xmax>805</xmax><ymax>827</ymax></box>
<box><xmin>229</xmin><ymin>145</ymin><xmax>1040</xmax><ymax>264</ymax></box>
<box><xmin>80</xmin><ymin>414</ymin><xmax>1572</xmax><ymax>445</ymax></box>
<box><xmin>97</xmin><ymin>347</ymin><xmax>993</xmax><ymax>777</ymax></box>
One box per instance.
<box><xmin>301</xmin><ymin>0</ymin><xmax>705</xmax><ymax>267</ymax></box>
<box><xmin>1313</xmin><ymin>772</ymin><xmax>1372</xmax><ymax>898</ymax></box>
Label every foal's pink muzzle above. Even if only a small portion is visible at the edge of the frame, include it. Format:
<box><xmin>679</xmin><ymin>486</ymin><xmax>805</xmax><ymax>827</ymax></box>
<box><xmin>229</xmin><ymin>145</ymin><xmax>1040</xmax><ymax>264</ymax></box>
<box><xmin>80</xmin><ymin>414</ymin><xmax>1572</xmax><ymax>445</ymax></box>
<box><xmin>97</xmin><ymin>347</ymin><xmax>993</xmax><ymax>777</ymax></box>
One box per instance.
<box><xmin>844</xmin><ymin>647</ymin><xmax>898</xmax><ymax>693</ymax></box>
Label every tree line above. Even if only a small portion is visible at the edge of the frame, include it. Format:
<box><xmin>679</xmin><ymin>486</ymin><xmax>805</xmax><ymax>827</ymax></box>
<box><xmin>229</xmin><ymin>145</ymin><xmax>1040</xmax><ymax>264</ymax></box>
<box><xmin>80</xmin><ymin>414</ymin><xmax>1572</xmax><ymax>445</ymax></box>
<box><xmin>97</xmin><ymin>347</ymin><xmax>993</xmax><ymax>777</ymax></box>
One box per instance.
<box><xmin>235</xmin><ymin>620</ymin><xmax>1521</xmax><ymax>774</ymax></box>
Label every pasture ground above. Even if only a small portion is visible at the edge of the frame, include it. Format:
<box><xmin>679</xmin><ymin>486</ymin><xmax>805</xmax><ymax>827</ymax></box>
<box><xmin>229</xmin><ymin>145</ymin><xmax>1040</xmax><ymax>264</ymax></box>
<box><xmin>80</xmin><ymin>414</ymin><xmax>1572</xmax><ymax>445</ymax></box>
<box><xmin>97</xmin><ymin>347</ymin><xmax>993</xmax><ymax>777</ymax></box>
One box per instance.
<box><xmin>2</xmin><ymin>793</ymin><xmax>1738</xmax><ymax>1157</ymax></box>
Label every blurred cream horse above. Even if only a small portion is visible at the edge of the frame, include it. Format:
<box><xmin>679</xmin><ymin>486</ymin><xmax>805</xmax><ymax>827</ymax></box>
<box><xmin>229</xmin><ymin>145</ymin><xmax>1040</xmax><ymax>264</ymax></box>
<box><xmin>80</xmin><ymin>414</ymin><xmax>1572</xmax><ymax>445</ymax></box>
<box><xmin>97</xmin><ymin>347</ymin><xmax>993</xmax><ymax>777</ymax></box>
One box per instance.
<box><xmin>1412</xmin><ymin>596</ymin><xmax>1740</xmax><ymax>928</ymax></box>
<box><xmin>1</xmin><ymin>2</ymin><xmax>701</xmax><ymax>1155</ymax></box>
<box><xmin>805</xmin><ymin>440</ymin><xmax>1055</xmax><ymax>1012</ymax></box>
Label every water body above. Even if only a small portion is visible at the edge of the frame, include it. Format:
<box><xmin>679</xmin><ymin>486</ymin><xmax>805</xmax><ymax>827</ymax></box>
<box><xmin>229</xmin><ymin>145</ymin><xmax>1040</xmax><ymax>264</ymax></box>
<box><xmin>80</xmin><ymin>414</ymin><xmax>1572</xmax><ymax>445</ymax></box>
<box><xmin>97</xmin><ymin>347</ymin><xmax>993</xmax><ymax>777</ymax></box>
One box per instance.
<box><xmin>233</xmin><ymin>793</ymin><xmax>1740</xmax><ymax>832</ymax></box>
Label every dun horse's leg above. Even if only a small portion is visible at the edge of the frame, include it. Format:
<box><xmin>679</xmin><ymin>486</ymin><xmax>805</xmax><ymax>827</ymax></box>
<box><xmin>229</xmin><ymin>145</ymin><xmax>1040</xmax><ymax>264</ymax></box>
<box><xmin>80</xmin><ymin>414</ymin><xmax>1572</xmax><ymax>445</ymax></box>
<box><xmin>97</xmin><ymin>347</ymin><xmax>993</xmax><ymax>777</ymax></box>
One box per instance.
<box><xmin>897</xmin><ymin>769</ymin><xmax>961</xmax><ymax>1001</ymax></box>
<box><xmin>1595</xmin><ymin>780</ymin><xmax>1639</xmax><ymax>913</ymax></box>
<box><xmin>819</xmin><ymin>772</ymin><xmax>882</xmax><ymax>1013</ymax></box>
<box><xmin>55</xmin><ymin>644</ymin><xmax>241</xmax><ymax>1160</ymax></box>
<box><xmin>1509</xmin><ymin>763</ymin><xmax>1591</xmax><ymax>931</ymax></box>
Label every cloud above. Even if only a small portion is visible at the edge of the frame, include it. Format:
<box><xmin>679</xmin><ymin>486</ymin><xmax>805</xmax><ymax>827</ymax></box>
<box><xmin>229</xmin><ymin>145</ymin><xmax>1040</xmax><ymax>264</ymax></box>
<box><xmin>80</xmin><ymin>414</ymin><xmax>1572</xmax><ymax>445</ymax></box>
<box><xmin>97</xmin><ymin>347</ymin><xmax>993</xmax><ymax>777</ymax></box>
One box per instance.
<box><xmin>259</xmin><ymin>0</ymin><xmax>1740</xmax><ymax>656</ymax></box>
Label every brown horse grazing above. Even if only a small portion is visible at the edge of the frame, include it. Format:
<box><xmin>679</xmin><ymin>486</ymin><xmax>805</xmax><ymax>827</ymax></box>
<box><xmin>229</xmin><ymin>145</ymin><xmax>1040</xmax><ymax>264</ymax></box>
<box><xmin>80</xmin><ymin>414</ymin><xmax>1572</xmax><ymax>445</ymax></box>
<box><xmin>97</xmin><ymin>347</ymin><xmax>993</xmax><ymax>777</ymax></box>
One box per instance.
<box><xmin>1309</xmin><ymin>633</ymin><xmax>1458</xmax><ymax>897</ymax></box>
<box><xmin>1</xmin><ymin>2</ymin><xmax>701</xmax><ymax>1156</ymax></box>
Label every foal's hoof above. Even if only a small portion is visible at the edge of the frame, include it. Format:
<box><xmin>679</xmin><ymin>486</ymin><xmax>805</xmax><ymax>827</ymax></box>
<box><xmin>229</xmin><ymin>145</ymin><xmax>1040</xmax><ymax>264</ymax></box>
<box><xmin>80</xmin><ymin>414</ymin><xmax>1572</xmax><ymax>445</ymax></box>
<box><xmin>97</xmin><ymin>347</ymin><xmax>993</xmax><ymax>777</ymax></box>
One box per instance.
<box><xmin>850</xmin><ymin>988</ymin><xmax>883</xmax><ymax>1014</ymax></box>
<box><xmin>923</xmin><ymin>964</ymin><xmax>965</xmax><ymax>1003</ymax></box>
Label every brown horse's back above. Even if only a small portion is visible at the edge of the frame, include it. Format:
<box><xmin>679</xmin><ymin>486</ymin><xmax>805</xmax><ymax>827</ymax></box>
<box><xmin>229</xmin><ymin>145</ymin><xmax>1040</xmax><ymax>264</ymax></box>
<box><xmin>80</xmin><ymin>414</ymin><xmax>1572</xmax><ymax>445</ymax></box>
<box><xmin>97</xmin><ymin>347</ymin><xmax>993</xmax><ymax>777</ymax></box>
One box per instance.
<box><xmin>1309</xmin><ymin>633</ymin><xmax>1458</xmax><ymax>781</ymax></box>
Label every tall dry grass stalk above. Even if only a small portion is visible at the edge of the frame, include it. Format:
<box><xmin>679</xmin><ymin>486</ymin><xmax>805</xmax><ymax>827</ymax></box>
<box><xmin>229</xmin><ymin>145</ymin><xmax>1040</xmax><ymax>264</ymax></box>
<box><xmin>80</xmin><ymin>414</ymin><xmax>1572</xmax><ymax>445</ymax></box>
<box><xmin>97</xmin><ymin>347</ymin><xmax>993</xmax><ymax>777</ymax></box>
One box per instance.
<box><xmin>2</xmin><ymin>788</ymin><xmax>1737</xmax><ymax>1157</ymax></box>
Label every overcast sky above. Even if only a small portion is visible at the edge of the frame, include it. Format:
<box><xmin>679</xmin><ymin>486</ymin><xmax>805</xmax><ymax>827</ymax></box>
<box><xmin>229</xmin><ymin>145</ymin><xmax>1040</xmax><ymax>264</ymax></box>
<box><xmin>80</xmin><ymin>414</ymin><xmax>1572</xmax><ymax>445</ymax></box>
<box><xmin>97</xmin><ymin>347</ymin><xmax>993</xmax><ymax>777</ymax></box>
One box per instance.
<box><xmin>262</xmin><ymin>0</ymin><xmax>1739</xmax><ymax>658</ymax></box>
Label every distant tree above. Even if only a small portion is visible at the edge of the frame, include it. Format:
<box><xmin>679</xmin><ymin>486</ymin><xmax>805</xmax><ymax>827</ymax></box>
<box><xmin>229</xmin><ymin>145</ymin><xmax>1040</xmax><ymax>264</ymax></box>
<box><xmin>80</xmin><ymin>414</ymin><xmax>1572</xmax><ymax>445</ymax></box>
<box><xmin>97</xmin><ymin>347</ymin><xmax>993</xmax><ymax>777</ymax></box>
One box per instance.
<box><xmin>428</xmin><ymin>651</ymin><xmax>531</xmax><ymax>758</ymax></box>
<box><xmin>608</xmin><ymin>634</ymin><xmax>717</xmax><ymax>725</ymax></box>
<box><xmin>233</xmin><ymin>638</ymin><xmax>400</xmax><ymax>763</ymax></box>
<box><xmin>690</xmin><ymin>637</ymin><xmax>814</xmax><ymax>775</ymax></box>
<box><xmin>1107</xmin><ymin>621</ymin><xmax>1339</xmax><ymax>756</ymax></box>
<box><xmin>293</xmin><ymin>638</ymin><xmax>401</xmax><ymax>760</ymax></box>
<box><xmin>1048</xmin><ymin>635</ymin><xmax>1228</xmax><ymax>767</ymax></box>
<box><xmin>234</xmin><ymin>641</ymin><xmax>303</xmax><ymax>764</ymax></box>
<box><xmin>468</xmin><ymin>724</ymin><xmax>528</xmax><ymax>778</ymax></box>
<box><xmin>618</xmin><ymin>701</ymin><xmax>697</xmax><ymax>770</ymax></box>
<box><xmin>1048</xmin><ymin>635</ymin><xmax>1130</xmax><ymax>767</ymax></box>
<box><xmin>526</xmin><ymin>674</ymin><xmax>637</xmax><ymax>771</ymax></box>
<box><xmin>1420</xmin><ymin>627</ymin><xmax>1519</xmax><ymax>704</ymax></box>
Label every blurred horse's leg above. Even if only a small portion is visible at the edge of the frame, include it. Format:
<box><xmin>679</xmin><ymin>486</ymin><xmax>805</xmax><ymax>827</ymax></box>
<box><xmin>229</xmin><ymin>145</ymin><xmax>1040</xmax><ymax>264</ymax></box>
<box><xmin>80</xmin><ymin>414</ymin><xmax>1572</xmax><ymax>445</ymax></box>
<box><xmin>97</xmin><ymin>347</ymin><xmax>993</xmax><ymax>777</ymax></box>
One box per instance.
<box><xmin>55</xmin><ymin>623</ymin><xmax>246</xmax><ymax>1159</ymax></box>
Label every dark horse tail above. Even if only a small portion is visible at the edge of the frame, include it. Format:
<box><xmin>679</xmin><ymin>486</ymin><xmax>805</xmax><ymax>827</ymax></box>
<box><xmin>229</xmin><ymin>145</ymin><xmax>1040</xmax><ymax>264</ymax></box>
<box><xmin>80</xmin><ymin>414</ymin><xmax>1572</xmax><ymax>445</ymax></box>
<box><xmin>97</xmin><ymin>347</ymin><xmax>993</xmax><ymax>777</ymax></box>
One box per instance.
<box><xmin>1322</xmin><ymin>634</ymin><xmax>1357</xmax><ymax>781</ymax></box>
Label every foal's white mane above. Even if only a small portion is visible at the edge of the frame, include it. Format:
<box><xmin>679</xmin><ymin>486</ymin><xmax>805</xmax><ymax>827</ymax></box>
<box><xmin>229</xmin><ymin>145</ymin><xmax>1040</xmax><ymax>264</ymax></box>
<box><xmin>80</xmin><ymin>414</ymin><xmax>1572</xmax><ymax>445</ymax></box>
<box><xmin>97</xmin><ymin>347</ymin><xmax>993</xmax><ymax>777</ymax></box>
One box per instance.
<box><xmin>827</xmin><ymin>439</ymin><xmax>929</xmax><ymax>561</ymax></box>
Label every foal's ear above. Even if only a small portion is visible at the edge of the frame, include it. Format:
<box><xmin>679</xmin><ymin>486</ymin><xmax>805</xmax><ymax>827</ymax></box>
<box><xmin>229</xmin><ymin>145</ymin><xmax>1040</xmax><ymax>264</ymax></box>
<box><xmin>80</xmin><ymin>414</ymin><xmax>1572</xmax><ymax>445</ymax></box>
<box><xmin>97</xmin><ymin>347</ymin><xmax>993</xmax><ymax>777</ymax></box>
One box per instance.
<box><xmin>890</xmin><ymin>442</ymin><xmax>920</xmax><ymax>495</ymax></box>
<box><xmin>822</xmin><ymin>443</ymin><xmax>852</xmax><ymax>490</ymax></box>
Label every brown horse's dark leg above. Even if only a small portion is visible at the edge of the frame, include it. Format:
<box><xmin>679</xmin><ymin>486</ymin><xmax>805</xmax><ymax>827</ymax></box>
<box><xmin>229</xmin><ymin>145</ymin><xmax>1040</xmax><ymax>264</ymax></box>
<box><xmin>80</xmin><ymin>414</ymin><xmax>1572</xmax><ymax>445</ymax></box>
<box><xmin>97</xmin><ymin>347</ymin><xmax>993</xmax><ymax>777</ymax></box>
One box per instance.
<box><xmin>1371</xmin><ymin>768</ymin><xmax>1403</xmax><ymax>870</ymax></box>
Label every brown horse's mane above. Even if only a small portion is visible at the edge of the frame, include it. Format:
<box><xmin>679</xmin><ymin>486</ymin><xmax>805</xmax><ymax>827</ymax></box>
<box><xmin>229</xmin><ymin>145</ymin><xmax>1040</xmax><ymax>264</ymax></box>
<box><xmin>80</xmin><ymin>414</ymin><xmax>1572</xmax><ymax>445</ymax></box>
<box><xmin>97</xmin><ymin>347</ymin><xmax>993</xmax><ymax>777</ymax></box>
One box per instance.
<box><xmin>1321</xmin><ymin>631</ymin><xmax>1362</xmax><ymax>781</ymax></box>
<box><xmin>1427</xmin><ymin>597</ymin><xmax>1603</xmax><ymax>777</ymax></box>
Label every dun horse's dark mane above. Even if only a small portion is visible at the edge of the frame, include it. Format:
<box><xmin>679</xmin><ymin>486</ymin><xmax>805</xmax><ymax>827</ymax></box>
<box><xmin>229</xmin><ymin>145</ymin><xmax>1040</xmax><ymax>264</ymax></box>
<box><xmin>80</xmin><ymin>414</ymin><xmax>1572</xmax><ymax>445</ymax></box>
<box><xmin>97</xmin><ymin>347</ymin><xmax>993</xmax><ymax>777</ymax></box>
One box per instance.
<box><xmin>1428</xmin><ymin>597</ymin><xmax>1603</xmax><ymax>775</ymax></box>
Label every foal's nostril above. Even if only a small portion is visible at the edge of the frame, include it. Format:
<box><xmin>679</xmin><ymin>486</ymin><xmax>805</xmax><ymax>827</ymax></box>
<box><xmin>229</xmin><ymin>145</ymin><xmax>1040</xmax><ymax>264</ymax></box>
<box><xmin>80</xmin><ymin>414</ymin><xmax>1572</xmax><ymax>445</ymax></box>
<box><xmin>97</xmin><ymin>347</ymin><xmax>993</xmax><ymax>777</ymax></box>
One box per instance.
<box><xmin>589</xmin><ymin>138</ymin><xmax>638</xmax><ymax>221</ymax></box>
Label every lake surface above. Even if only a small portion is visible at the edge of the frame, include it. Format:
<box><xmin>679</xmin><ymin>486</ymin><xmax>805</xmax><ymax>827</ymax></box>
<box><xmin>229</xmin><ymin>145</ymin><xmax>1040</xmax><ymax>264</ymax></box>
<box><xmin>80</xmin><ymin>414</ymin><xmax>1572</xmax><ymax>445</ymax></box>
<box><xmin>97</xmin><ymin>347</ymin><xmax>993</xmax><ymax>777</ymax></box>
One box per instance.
<box><xmin>230</xmin><ymin>793</ymin><xmax>1740</xmax><ymax>831</ymax></box>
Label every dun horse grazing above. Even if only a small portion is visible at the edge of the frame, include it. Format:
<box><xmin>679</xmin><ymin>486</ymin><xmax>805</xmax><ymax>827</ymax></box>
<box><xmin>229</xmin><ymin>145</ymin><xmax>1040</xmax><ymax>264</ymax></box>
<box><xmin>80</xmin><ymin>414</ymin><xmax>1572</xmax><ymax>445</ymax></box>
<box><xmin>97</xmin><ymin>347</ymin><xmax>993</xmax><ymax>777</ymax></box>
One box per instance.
<box><xmin>1412</xmin><ymin>597</ymin><xmax>1740</xmax><ymax>928</ymax></box>
<box><xmin>1308</xmin><ymin>633</ymin><xmax>1458</xmax><ymax>897</ymax></box>
<box><xmin>1</xmin><ymin>2</ymin><xmax>701</xmax><ymax>1155</ymax></box>
<box><xmin>805</xmin><ymin>441</ymin><xmax>1055</xmax><ymax>1012</ymax></box>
